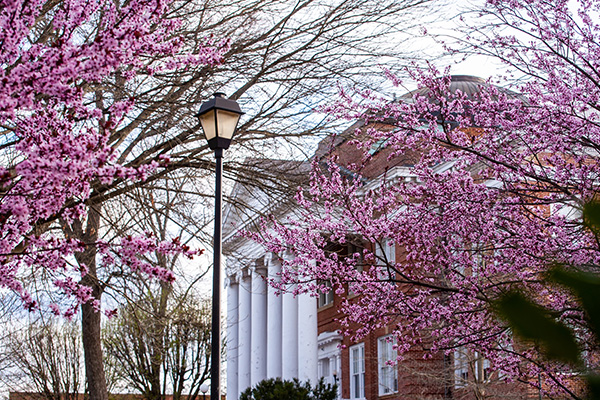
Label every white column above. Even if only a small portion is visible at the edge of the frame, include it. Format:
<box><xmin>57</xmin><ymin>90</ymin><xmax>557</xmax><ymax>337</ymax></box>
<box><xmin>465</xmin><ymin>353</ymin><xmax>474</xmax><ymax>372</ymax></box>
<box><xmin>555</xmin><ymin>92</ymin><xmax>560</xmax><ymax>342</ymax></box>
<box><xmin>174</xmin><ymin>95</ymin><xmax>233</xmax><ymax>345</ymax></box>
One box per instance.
<box><xmin>334</xmin><ymin>354</ymin><xmax>341</xmax><ymax>399</ymax></box>
<box><xmin>266</xmin><ymin>254</ymin><xmax>283</xmax><ymax>378</ymax></box>
<box><xmin>238</xmin><ymin>270</ymin><xmax>252</xmax><ymax>394</ymax></box>
<box><xmin>226</xmin><ymin>276</ymin><xmax>239</xmax><ymax>400</ymax></box>
<box><xmin>298</xmin><ymin>290</ymin><xmax>318</xmax><ymax>383</ymax></box>
<box><xmin>250</xmin><ymin>263</ymin><xmax>268</xmax><ymax>385</ymax></box>
<box><xmin>281</xmin><ymin>283</ymin><xmax>298</xmax><ymax>379</ymax></box>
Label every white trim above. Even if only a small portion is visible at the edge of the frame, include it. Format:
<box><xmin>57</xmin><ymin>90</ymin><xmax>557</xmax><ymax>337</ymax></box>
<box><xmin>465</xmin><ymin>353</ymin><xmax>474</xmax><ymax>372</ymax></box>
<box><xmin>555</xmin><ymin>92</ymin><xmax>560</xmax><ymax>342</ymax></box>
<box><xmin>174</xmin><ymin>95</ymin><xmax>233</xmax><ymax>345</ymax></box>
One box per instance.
<box><xmin>318</xmin><ymin>280</ymin><xmax>334</xmax><ymax>307</ymax></box>
<box><xmin>349</xmin><ymin>343</ymin><xmax>365</xmax><ymax>400</ymax></box>
<box><xmin>377</xmin><ymin>335</ymin><xmax>398</xmax><ymax>395</ymax></box>
<box><xmin>318</xmin><ymin>331</ymin><xmax>343</xmax><ymax>399</ymax></box>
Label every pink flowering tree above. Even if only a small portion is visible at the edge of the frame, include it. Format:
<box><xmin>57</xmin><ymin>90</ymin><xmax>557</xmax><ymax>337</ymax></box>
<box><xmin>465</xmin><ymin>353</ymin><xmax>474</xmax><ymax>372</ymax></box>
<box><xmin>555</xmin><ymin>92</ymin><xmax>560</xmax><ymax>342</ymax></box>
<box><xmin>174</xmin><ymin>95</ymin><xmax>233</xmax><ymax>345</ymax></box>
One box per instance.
<box><xmin>248</xmin><ymin>0</ymin><xmax>600</xmax><ymax>398</ymax></box>
<box><xmin>0</xmin><ymin>0</ymin><xmax>225</xmax><ymax>397</ymax></box>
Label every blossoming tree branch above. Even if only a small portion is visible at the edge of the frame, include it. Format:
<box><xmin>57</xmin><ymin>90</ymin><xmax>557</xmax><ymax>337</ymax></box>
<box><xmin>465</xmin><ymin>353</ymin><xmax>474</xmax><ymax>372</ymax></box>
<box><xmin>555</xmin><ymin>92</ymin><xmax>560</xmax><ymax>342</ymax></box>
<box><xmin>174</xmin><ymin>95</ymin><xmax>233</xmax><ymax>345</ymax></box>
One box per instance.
<box><xmin>248</xmin><ymin>0</ymin><xmax>600</xmax><ymax>397</ymax></box>
<box><xmin>0</xmin><ymin>0</ymin><xmax>227</xmax><ymax>397</ymax></box>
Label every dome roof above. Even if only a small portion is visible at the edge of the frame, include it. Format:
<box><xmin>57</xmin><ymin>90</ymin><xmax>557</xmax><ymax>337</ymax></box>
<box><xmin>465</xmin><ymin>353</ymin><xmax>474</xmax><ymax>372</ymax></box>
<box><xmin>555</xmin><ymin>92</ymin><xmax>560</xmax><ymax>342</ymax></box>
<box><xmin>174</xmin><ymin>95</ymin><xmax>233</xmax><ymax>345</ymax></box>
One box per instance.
<box><xmin>400</xmin><ymin>75</ymin><xmax>523</xmax><ymax>102</ymax></box>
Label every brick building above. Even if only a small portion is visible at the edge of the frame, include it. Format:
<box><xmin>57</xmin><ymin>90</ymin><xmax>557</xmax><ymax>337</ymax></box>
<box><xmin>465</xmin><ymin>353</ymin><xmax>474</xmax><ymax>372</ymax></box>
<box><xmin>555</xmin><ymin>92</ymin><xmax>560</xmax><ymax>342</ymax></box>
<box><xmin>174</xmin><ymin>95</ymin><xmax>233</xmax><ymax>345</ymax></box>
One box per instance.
<box><xmin>8</xmin><ymin>393</ymin><xmax>223</xmax><ymax>400</ymax></box>
<box><xmin>223</xmin><ymin>76</ymin><xmax>537</xmax><ymax>400</ymax></box>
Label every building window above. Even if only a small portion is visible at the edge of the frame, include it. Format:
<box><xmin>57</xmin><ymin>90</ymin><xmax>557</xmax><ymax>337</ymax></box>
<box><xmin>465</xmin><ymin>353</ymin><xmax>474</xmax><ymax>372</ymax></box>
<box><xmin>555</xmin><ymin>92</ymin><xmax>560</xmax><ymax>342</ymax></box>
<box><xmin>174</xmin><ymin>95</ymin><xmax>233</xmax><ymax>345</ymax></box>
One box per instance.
<box><xmin>319</xmin><ymin>357</ymin><xmax>331</xmax><ymax>384</ymax></box>
<box><xmin>348</xmin><ymin>243</ymin><xmax>364</xmax><ymax>296</ymax></box>
<box><xmin>454</xmin><ymin>347</ymin><xmax>469</xmax><ymax>388</ymax></box>
<box><xmin>318</xmin><ymin>280</ymin><xmax>334</xmax><ymax>307</ymax></box>
<box><xmin>474</xmin><ymin>354</ymin><xmax>491</xmax><ymax>383</ymax></box>
<box><xmin>375</xmin><ymin>238</ymin><xmax>396</xmax><ymax>280</ymax></box>
<box><xmin>321</xmin><ymin>357</ymin><xmax>330</xmax><ymax>376</ymax></box>
<box><xmin>454</xmin><ymin>347</ymin><xmax>492</xmax><ymax>388</ymax></box>
<box><xmin>378</xmin><ymin>335</ymin><xmax>398</xmax><ymax>395</ymax></box>
<box><xmin>350</xmin><ymin>343</ymin><xmax>365</xmax><ymax>399</ymax></box>
<box><xmin>319</xmin><ymin>356</ymin><xmax>339</xmax><ymax>389</ymax></box>
<box><xmin>368</xmin><ymin>138</ymin><xmax>390</xmax><ymax>155</ymax></box>
<box><xmin>375</xmin><ymin>238</ymin><xmax>396</xmax><ymax>264</ymax></box>
<box><xmin>348</xmin><ymin>242</ymin><xmax>364</xmax><ymax>273</ymax></box>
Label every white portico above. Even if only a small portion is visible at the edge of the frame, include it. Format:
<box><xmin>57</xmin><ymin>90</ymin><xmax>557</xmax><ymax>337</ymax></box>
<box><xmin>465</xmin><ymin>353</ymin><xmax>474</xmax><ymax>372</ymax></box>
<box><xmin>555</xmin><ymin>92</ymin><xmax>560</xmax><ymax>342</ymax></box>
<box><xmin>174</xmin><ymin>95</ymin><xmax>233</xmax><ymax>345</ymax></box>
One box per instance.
<box><xmin>225</xmin><ymin>252</ymin><xmax>318</xmax><ymax>400</ymax></box>
<box><xmin>222</xmin><ymin>160</ymin><xmax>319</xmax><ymax>400</ymax></box>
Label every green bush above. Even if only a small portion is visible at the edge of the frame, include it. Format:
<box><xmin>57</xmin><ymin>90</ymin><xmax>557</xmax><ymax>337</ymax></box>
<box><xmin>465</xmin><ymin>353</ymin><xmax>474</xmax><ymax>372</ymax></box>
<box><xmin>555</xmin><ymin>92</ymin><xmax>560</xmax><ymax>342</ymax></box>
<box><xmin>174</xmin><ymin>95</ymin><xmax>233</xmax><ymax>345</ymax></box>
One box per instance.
<box><xmin>239</xmin><ymin>377</ymin><xmax>337</xmax><ymax>400</ymax></box>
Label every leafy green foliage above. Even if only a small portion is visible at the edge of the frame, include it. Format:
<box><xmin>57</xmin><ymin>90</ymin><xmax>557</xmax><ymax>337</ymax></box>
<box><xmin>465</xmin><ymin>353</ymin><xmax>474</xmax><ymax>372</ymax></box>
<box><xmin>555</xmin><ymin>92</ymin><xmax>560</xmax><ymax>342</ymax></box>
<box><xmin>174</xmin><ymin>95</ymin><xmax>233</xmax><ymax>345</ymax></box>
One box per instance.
<box><xmin>583</xmin><ymin>202</ymin><xmax>600</xmax><ymax>233</ymax></box>
<box><xmin>496</xmin><ymin>291</ymin><xmax>580</xmax><ymax>364</ymax></box>
<box><xmin>548</xmin><ymin>268</ymin><xmax>600</xmax><ymax>341</ymax></box>
<box><xmin>494</xmin><ymin>201</ymin><xmax>600</xmax><ymax>398</ymax></box>
<box><xmin>239</xmin><ymin>378</ymin><xmax>337</xmax><ymax>400</ymax></box>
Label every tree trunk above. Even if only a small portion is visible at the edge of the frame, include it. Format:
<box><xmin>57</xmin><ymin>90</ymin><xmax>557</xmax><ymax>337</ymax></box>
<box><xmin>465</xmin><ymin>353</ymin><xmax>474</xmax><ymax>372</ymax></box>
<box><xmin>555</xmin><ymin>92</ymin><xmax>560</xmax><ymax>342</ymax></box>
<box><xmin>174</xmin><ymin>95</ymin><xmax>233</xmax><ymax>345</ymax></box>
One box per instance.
<box><xmin>148</xmin><ymin>273</ymin><xmax>172</xmax><ymax>400</ymax></box>
<box><xmin>81</xmin><ymin>294</ymin><xmax>108</xmax><ymax>400</ymax></box>
<box><xmin>65</xmin><ymin>207</ymin><xmax>109</xmax><ymax>400</ymax></box>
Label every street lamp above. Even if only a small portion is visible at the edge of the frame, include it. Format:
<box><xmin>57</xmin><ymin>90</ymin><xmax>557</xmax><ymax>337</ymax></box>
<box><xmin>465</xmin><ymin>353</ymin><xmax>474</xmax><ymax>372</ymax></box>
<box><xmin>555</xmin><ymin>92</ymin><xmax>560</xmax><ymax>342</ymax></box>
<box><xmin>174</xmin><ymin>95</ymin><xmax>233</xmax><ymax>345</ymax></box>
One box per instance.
<box><xmin>200</xmin><ymin>383</ymin><xmax>209</xmax><ymax>400</ymax></box>
<box><xmin>197</xmin><ymin>92</ymin><xmax>243</xmax><ymax>151</ymax></box>
<box><xmin>197</xmin><ymin>92</ymin><xmax>243</xmax><ymax>400</ymax></box>
<box><xmin>332</xmin><ymin>371</ymin><xmax>339</xmax><ymax>399</ymax></box>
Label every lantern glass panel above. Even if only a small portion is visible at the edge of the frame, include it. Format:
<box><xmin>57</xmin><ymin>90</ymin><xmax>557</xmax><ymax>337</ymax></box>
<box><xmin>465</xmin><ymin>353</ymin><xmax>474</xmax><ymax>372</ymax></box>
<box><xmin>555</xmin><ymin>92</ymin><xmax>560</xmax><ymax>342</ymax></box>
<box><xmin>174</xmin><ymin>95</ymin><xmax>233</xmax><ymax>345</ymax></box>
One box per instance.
<box><xmin>198</xmin><ymin>110</ymin><xmax>217</xmax><ymax>141</ymax></box>
<box><xmin>216</xmin><ymin>109</ymin><xmax>241</xmax><ymax>140</ymax></box>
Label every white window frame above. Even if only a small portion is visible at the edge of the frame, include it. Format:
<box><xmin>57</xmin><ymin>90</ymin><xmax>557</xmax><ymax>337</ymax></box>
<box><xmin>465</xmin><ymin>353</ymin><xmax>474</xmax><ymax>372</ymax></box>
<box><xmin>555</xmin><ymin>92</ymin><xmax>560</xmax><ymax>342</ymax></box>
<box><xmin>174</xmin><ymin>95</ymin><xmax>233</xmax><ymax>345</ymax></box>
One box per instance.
<box><xmin>318</xmin><ymin>332</ymin><xmax>342</xmax><ymax>399</ymax></box>
<box><xmin>348</xmin><ymin>243</ymin><xmax>364</xmax><ymax>296</ymax></box>
<box><xmin>375</xmin><ymin>238</ymin><xmax>396</xmax><ymax>264</ymax></box>
<box><xmin>474</xmin><ymin>356</ymin><xmax>491</xmax><ymax>383</ymax></box>
<box><xmin>375</xmin><ymin>238</ymin><xmax>396</xmax><ymax>280</ymax></box>
<box><xmin>455</xmin><ymin>347</ymin><xmax>493</xmax><ymax>387</ymax></box>
<box><xmin>318</xmin><ymin>357</ymin><xmax>332</xmax><ymax>385</ymax></box>
<box><xmin>349</xmin><ymin>343</ymin><xmax>365</xmax><ymax>400</ymax></box>
<box><xmin>454</xmin><ymin>347</ymin><xmax>469</xmax><ymax>388</ymax></box>
<box><xmin>318</xmin><ymin>280</ymin><xmax>334</xmax><ymax>307</ymax></box>
<box><xmin>378</xmin><ymin>335</ymin><xmax>398</xmax><ymax>395</ymax></box>
<box><xmin>348</xmin><ymin>242</ymin><xmax>364</xmax><ymax>273</ymax></box>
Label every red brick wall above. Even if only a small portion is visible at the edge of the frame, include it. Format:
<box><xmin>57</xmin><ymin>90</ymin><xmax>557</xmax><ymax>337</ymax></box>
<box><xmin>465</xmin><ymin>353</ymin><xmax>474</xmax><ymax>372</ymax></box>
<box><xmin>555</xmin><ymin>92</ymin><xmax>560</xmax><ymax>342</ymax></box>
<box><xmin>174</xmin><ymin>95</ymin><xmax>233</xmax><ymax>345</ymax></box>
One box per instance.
<box><xmin>316</xmin><ymin>123</ymin><xmax>552</xmax><ymax>400</ymax></box>
<box><xmin>316</xmin><ymin>233</ymin><xmax>541</xmax><ymax>400</ymax></box>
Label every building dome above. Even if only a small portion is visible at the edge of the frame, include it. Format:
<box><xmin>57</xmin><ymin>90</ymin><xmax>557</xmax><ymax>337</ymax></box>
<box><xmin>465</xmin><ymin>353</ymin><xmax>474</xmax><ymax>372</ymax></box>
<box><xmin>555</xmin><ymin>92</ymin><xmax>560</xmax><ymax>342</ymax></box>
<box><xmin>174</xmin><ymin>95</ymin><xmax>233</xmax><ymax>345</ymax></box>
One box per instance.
<box><xmin>398</xmin><ymin>75</ymin><xmax>523</xmax><ymax>126</ymax></box>
<box><xmin>400</xmin><ymin>75</ymin><xmax>522</xmax><ymax>103</ymax></box>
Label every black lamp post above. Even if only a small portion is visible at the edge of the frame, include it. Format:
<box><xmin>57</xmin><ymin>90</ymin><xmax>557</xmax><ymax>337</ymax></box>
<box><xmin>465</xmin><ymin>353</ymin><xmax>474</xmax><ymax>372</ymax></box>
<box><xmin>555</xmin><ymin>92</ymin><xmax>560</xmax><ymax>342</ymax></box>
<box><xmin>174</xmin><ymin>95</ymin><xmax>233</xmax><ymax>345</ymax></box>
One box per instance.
<box><xmin>197</xmin><ymin>92</ymin><xmax>243</xmax><ymax>400</ymax></box>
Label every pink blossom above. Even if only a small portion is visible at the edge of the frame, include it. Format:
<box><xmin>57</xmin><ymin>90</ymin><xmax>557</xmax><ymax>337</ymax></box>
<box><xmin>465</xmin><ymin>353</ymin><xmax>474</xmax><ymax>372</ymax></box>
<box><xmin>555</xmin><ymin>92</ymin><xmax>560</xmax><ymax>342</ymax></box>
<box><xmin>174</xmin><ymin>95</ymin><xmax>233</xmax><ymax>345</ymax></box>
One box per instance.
<box><xmin>247</xmin><ymin>0</ymin><xmax>600</xmax><ymax>395</ymax></box>
<box><xmin>0</xmin><ymin>0</ymin><xmax>219</xmax><ymax>315</ymax></box>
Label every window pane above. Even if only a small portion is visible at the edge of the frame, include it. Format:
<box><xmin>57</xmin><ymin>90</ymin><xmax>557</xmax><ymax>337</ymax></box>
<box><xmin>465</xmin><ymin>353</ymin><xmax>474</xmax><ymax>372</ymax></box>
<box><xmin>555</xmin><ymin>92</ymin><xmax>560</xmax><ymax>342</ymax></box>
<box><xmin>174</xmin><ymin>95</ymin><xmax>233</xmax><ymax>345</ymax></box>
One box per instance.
<box><xmin>360</xmin><ymin>346</ymin><xmax>365</xmax><ymax>372</ymax></box>
<box><xmin>350</xmin><ymin>343</ymin><xmax>365</xmax><ymax>399</ymax></box>
<box><xmin>318</xmin><ymin>280</ymin><xmax>333</xmax><ymax>307</ymax></box>
<box><xmin>378</xmin><ymin>335</ymin><xmax>398</xmax><ymax>395</ymax></box>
